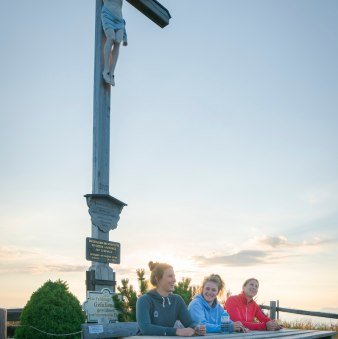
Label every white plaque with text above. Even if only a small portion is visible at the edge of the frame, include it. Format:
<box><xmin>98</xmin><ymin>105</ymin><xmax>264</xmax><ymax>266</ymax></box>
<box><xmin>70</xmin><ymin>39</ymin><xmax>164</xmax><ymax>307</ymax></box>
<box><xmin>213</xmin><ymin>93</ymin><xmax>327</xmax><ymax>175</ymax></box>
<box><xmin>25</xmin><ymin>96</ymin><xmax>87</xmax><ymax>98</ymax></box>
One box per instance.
<box><xmin>83</xmin><ymin>288</ymin><xmax>118</xmax><ymax>324</ymax></box>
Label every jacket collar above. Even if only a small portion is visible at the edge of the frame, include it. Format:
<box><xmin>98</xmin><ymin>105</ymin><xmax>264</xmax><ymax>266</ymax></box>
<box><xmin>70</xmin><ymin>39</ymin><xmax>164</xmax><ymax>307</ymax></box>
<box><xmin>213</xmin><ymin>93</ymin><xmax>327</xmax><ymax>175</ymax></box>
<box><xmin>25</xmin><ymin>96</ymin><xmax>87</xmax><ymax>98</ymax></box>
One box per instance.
<box><xmin>239</xmin><ymin>291</ymin><xmax>253</xmax><ymax>305</ymax></box>
<box><xmin>197</xmin><ymin>294</ymin><xmax>218</xmax><ymax>309</ymax></box>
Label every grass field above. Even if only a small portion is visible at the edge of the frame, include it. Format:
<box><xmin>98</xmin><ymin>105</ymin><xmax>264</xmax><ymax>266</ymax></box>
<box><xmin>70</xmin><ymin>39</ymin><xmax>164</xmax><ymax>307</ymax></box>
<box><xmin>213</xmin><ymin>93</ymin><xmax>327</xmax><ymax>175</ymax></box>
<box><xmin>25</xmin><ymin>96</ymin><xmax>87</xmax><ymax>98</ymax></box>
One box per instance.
<box><xmin>282</xmin><ymin>319</ymin><xmax>338</xmax><ymax>338</ymax></box>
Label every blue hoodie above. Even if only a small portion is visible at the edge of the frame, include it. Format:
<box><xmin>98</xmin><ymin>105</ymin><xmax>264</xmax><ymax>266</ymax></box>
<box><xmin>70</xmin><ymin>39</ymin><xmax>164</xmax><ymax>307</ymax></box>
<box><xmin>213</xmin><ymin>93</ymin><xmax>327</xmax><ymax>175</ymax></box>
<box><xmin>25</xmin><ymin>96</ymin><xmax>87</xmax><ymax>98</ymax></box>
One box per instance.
<box><xmin>137</xmin><ymin>289</ymin><xmax>196</xmax><ymax>336</ymax></box>
<box><xmin>188</xmin><ymin>294</ymin><xmax>230</xmax><ymax>333</ymax></box>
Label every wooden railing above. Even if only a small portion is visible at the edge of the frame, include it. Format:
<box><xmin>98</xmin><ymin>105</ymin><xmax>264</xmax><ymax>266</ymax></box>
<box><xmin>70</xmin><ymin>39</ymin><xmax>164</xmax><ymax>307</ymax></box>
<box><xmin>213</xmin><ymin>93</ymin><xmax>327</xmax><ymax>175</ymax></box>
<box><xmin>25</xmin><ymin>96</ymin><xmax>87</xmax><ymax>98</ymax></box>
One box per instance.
<box><xmin>260</xmin><ymin>301</ymin><xmax>338</xmax><ymax>321</ymax></box>
<box><xmin>1</xmin><ymin>302</ymin><xmax>338</xmax><ymax>338</ymax></box>
<box><xmin>0</xmin><ymin>308</ymin><xmax>22</xmax><ymax>339</ymax></box>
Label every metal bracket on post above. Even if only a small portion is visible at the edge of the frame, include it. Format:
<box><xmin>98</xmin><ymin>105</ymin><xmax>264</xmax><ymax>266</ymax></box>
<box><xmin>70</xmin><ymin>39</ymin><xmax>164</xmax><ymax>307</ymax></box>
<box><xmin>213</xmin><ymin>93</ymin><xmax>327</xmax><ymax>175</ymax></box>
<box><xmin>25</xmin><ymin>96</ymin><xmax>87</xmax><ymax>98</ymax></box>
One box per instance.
<box><xmin>86</xmin><ymin>270</ymin><xmax>95</xmax><ymax>292</ymax></box>
<box><xmin>95</xmin><ymin>279</ymin><xmax>116</xmax><ymax>287</ymax></box>
<box><xmin>86</xmin><ymin>270</ymin><xmax>116</xmax><ymax>292</ymax></box>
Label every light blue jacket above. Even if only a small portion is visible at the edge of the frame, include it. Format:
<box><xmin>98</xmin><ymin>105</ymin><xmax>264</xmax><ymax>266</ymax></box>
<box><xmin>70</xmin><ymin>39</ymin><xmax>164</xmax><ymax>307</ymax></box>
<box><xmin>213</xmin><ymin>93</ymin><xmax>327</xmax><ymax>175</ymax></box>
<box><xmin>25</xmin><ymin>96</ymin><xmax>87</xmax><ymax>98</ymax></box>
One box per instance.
<box><xmin>188</xmin><ymin>294</ymin><xmax>230</xmax><ymax>333</ymax></box>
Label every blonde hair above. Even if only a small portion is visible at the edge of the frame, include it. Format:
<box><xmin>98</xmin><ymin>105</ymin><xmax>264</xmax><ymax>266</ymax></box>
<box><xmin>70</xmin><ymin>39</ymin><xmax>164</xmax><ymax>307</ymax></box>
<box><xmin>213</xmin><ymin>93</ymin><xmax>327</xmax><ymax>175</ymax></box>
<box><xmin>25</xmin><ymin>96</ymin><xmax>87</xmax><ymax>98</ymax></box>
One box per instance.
<box><xmin>242</xmin><ymin>278</ymin><xmax>259</xmax><ymax>289</ymax></box>
<box><xmin>197</xmin><ymin>274</ymin><xmax>225</xmax><ymax>299</ymax></box>
<box><xmin>148</xmin><ymin>261</ymin><xmax>173</xmax><ymax>287</ymax></box>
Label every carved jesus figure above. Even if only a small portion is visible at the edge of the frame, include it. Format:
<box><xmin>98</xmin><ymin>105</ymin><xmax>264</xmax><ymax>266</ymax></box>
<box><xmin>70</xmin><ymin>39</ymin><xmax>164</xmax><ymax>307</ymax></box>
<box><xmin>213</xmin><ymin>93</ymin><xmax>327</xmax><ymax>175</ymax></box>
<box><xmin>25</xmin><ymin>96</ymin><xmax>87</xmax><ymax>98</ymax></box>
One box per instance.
<box><xmin>101</xmin><ymin>0</ymin><xmax>127</xmax><ymax>86</ymax></box>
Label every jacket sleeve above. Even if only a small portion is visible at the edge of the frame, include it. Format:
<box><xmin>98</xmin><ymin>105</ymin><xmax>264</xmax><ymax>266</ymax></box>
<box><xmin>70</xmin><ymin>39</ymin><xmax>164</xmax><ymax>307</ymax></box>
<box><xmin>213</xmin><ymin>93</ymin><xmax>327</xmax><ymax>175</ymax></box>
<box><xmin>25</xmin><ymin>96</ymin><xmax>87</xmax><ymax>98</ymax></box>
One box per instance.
<box><xmin>177</xmin><ymin>296</ymin><xmax>197</xmax><ymax>329</ymax></box>
<box><xmin>225</xmin><ymin>297</ymin><xmax>267</xmax><ymax>331</ymax></box>
<box><xmin>254</xmin><ymin>303</ymin><xmax>271</xmax><ymax>324</ymax></box>
<box><xmin>188</xmin><ymin>300</ymin><xmax>220</xmax><ymax>333</ymax></box>
<box><xmin>136</xmin><ymin>296</ymin><xmax>177</xmax><ymax>336</ymax></box>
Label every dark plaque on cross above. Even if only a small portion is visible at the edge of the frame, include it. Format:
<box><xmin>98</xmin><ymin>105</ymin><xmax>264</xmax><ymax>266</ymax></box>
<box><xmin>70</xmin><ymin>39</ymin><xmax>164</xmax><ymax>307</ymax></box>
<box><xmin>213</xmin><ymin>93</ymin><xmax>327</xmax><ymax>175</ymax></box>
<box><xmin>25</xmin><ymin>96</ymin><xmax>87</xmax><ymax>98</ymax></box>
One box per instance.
<box><xmin>86</xmin><ymin>237</ymin><xmax>121</xmax><ymax>264</ymax></box>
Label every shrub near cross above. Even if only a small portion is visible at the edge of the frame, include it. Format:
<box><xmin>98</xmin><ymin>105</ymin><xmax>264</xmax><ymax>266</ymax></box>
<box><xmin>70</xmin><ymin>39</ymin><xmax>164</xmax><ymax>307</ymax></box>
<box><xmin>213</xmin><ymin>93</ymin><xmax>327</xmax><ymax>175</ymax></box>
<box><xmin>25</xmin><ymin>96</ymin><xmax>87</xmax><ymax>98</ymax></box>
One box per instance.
<box><xmin>15</xmin><ymin>280</ymin><xmax>85</xmax><ymax>339</ymax></box>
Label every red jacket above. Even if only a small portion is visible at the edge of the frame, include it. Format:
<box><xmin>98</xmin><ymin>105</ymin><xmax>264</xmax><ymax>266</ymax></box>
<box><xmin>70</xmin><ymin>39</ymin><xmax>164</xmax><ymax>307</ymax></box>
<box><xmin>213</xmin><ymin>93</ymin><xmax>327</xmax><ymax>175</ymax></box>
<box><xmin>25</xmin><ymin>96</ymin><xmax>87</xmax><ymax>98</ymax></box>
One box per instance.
<box><xmin>224</xmin><ymin>292</ymin><xmax>271</xmax><ymax>330</ymax></box>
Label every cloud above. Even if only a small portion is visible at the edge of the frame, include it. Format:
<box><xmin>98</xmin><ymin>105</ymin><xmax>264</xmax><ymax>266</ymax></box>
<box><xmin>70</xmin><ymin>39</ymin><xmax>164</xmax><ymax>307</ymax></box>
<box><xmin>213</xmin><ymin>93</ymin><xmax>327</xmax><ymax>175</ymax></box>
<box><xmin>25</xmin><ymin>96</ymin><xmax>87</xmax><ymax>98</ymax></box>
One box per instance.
<box><xmin>0</xmin><ymin>246</ymin><xmax>39</xmax><ymax>259</ymax></box>
<box><xmin>115</xmin><ymin>266</ymin><xmax>139</xmax><ymax>277</ymax></box>
<box><xmin>258</xmin><ymin>235</ymin><xmax>290</xmax><ymax>248</ymax></box>
<box><xmin>191</xmin><ymin>234</ymin><xmax>336</xmax><ymax>268</ymax></box>
<box><xmin>192</xmin><ymin>250</ymin><xmax>273</xmax><ymax>267</ymax></box>
<box><xmin>257</xmin><ymin>235</ymin><xmax>336</xmax><ymax>249</ymax></box>
<box><xmin>43</xmin><ymin>264</ymin><xmax>87</xmax><ymax>272</ymax></box>
<box><xmin>301</xmin><ymin>237</ymin><xmax>335</xmax><ymax>246</ymax></box>
<box><xmin>0</xmin><ymin>246</ymin><xmax>87</xmax><ymax>274</ymax></box>
<box><xmin>0</xmin><ymin>264</ymin><xmax>87</xmax><ymax>274</ymax></box>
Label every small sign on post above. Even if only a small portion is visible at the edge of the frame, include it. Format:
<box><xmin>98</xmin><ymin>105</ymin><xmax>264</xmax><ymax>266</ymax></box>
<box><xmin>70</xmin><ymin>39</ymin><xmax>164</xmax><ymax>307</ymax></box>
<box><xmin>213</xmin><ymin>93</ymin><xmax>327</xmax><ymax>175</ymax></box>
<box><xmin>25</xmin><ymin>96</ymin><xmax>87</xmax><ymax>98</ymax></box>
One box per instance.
<box><xmin>86</xmin><ymin>237</ymin><xmax>121</xmax><ymax>264</ymax></box>
<box><xmin>83</xmin><ymin>288</ymin><xmax>118</xmax><ymax>324</ymax></box>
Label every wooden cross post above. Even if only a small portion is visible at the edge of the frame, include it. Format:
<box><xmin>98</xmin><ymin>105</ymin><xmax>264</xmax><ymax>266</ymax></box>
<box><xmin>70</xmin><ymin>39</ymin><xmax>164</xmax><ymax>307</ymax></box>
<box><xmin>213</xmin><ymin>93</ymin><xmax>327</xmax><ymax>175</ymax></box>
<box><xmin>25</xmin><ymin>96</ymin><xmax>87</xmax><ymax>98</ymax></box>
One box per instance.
<box><xmin>85</xmin><ymin>0</ymin><xmax>171</xmax><ymax>293</ymax></box>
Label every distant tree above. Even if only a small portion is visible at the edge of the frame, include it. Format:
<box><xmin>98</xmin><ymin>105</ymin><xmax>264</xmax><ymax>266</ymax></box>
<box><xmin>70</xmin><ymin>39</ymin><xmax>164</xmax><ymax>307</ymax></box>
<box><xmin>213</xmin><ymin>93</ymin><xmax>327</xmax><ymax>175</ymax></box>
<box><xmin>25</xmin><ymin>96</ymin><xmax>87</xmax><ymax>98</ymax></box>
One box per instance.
<box><xmin>136</xmin><ymin>268</ymin><xmax>149</xmax><ymax>295</ymax></box>
<box><xmin>174</xmin><ymin>277</ymin><xmax>198</xmax><ymax>305</ymax></box>
<box><xmin>114</xmin><ymin>278</ymin><xmax>138</xmax><ymax>322</ymax></box>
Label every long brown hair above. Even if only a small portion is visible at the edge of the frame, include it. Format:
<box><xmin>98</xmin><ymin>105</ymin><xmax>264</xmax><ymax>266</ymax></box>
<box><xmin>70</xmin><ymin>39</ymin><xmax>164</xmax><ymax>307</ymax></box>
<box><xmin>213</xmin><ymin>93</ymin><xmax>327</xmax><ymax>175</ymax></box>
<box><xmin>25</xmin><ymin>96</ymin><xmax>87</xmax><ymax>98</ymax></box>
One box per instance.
<box><xmin>148</xmin><ymin>261</ymin><xmax>173</xmax><ymax>287</ymax></box>
<box><xmin>197</xmin><ymin>274</ymin><xmax>225</xmax><ymax>299</ymax></box>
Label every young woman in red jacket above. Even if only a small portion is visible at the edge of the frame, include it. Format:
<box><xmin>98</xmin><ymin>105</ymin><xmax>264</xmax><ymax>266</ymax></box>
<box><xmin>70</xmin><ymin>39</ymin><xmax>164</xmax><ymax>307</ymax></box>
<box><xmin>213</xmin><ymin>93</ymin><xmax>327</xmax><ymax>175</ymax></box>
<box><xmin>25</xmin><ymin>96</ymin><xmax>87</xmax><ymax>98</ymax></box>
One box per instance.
<box><xmin>224</xmin><ymin>278</ymin><xmax>282</xmax><ymax>331</ymax></box>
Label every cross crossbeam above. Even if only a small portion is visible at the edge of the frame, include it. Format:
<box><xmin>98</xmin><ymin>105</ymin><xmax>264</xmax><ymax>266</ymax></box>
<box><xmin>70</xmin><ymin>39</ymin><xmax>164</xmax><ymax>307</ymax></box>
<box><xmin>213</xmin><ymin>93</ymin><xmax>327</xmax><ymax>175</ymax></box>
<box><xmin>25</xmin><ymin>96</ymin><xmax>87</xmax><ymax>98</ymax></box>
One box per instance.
<box><xmin>126</xmin><ymin>0</ymin><xmax>171</xmax><ymax>27</ymax></box>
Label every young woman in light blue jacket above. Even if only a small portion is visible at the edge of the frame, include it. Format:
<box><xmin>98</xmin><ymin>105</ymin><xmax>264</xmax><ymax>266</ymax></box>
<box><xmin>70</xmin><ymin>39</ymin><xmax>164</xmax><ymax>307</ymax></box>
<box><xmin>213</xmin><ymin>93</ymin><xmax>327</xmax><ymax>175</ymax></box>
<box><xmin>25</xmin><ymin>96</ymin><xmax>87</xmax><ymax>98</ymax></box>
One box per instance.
<box><xmin>188</xmin><ymin>274</ymin><xmax>248</xmax><ymax>333</ymax></box>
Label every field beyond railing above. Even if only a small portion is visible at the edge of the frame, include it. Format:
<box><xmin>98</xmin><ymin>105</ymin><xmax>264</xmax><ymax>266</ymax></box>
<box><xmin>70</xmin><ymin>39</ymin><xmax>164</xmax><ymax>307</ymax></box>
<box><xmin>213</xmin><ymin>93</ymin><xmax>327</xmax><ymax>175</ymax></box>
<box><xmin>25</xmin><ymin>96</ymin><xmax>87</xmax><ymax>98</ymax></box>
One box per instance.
<box><xmin>260</xmin><ymin>301</ymin><xmax>338</xmax><ymax>321</ymax></box>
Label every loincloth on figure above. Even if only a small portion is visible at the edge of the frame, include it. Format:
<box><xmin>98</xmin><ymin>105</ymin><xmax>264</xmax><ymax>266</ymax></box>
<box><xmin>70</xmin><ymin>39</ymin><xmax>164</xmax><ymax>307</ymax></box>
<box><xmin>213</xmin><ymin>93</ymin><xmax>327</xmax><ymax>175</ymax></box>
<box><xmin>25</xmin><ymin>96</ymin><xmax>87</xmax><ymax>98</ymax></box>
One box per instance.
<box><xmin>101</xmin><ymin>5</ymin><xmax>127</xmax><ymax>43</ymax></box>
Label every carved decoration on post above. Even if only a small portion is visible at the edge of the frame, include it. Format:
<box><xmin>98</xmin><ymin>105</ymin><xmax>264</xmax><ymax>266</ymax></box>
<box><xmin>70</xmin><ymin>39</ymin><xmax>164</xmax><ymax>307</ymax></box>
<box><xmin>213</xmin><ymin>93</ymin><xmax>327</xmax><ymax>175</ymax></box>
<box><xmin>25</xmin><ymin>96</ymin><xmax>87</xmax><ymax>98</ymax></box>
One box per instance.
<box><xmin>85</xmin><ymin>194</ymin><xmax>127</xmax><ymax>233</ymax></box>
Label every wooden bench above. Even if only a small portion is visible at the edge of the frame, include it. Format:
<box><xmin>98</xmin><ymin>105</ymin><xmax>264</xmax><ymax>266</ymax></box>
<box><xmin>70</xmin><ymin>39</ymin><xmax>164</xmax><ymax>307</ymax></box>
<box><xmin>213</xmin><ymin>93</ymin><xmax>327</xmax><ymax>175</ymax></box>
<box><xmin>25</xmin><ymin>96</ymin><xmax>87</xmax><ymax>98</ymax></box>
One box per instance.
<box><xmin>3</xmin><ymin>311</ymin><xmax>337</xmax><ymax>338</ymax></box>
<box><xmin>124</xmin><ymin>330</ymin><xmax>336</xmax><ymax>339</ymax></box>
<box><xmin>81</xmin><ymin>323</ymin><xmax>336</xmax><ymax>339</ymax></box>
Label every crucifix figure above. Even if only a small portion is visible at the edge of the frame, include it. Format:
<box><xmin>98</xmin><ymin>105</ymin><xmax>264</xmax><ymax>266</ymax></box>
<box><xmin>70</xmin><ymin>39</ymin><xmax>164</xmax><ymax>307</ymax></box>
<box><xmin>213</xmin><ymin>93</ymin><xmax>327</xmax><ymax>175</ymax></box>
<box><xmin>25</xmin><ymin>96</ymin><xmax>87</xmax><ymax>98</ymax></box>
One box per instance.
<box><xmin>101</xmin><ymin>0</ymin><xmax>127</xmax><ymax>86</ymax></box>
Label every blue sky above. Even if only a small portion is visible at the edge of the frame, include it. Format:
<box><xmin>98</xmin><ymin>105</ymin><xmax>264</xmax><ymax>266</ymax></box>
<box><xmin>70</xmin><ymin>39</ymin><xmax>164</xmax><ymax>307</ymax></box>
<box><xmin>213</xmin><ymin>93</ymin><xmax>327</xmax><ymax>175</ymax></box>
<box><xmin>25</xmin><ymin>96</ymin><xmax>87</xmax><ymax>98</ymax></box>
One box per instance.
<box><xmin>1</xmin><ymin>0</ymin><xmax>338</xmax><ymax>314</ymax></box>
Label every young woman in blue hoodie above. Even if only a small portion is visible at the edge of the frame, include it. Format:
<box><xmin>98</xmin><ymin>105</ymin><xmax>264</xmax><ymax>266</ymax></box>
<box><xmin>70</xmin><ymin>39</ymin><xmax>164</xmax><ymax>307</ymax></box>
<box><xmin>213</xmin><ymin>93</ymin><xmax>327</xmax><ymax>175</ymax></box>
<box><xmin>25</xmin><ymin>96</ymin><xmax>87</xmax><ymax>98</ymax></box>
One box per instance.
<box><xmin>188</xmin><ymin>274</ymin><xmax>248</xmax><ymax>333</ymax></box>
<box><xmin>136</xmin><ymin>261</ymin><xmax>199</xmax><ymax>336</ymax></box>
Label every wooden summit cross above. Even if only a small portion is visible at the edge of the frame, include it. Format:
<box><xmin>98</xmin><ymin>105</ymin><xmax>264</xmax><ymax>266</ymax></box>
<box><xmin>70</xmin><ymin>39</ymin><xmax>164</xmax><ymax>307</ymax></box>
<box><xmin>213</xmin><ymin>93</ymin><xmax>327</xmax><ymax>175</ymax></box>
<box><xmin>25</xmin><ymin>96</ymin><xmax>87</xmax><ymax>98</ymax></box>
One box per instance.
<box><xmin>85</xmin><ymin>0</ymin><xmax>171</xmax><ymax>293</ymax></box>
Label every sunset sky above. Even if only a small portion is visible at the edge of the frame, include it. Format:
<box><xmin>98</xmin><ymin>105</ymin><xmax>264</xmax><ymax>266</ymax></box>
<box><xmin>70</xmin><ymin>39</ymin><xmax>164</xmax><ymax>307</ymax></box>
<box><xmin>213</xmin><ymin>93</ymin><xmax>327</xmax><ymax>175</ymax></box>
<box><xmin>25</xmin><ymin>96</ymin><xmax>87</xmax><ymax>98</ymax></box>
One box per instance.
<box><xmin>1</xmin><ymin>0</ymin><xmax>338</xmax><ymax>317</ymax></box>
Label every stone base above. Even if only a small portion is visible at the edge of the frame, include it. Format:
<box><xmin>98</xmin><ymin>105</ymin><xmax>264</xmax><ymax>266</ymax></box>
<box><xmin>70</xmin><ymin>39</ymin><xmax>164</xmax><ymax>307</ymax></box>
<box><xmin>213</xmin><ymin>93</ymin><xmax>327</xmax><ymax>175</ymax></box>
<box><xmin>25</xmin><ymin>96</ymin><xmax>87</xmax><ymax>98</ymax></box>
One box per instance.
<box><xmin>81</xmin><ymin>322</ymin><xmax>139</xmax><ymax>339</ymax></box>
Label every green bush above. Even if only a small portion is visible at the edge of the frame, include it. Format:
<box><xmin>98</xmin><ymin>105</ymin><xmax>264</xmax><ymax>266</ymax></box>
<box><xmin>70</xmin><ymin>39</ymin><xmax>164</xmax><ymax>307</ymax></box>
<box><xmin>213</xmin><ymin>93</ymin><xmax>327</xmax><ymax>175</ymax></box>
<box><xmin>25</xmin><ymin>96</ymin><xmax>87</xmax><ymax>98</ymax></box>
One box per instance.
<box><xmin>15</xmin><ymin>280</ymin><xmax>85</xmax><ymax>339</ymax></box>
